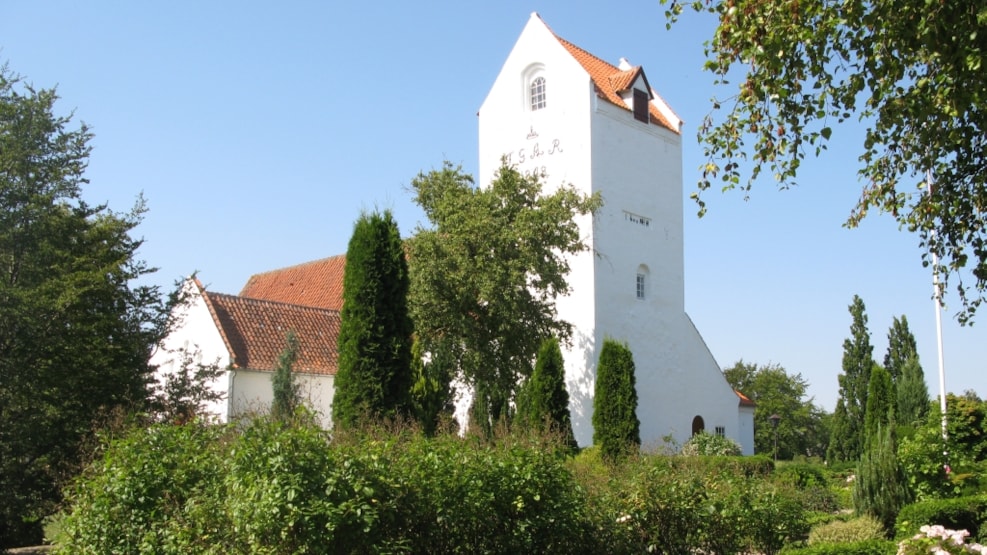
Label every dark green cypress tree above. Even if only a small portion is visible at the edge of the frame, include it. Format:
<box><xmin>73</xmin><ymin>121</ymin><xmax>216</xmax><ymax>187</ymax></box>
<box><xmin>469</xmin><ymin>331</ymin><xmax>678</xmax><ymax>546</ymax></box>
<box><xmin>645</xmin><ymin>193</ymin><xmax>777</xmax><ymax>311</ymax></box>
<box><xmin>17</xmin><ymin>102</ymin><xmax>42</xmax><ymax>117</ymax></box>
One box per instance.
<box><xmin>332</xmin><ymin>210</ymin><xmax>413</xmax><ymax>429</ymax></box>
<box><xmin>884</xmin><ymin>315</ymin><xmax>918</xmax><ymax>384</ymax></box>
<box><xmin>863</xmin><ymin>365</ymin><xmax>896</xmax><ymax>443</ymax></box>
<box><xmin>829</xmin><ymin>295</ymin><xmax>874</xmax><ymax>462</ymax></box>
<box><xmin>593</xmin><ymin>339</ymin><xmax>640</xmax><ymax>463</ymax></box>
<box><xmin>516</xmin><ymin>337</ymin><xmax>577</xmax><ymax>449</ymax></box>
<box><xmin>896</xmin><ymin>355</ymin><xmax>929</xmax><ymax>425</ymax></box>
<box><xmin>270</xmin><ymin>330</ymin><xmax>300</xmax><ymax>422</ymax></box>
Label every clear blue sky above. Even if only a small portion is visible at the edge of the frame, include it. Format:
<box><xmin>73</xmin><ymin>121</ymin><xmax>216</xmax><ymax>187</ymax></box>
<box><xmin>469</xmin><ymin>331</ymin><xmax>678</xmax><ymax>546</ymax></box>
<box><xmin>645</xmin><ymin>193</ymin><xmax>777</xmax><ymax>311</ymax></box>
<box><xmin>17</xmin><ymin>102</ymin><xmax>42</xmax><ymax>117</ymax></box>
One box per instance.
<box><xmin>3</xmin><ymin>1</ymin><xmax>982</xmax><ymax>411</ymax></box>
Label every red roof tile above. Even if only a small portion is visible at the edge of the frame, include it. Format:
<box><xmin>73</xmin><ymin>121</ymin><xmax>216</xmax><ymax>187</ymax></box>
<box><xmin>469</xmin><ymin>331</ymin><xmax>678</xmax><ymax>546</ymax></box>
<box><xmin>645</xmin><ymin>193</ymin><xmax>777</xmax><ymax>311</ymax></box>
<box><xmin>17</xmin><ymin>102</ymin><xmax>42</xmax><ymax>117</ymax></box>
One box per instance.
<box><xmin>735</xmin><ymin>390</ymin><xmax>756</xmax><ymax>407</ymax></box>
<box><xmin>240</xmin><ymin>255</ymin><xmax>346</xmax><ymax>311</ymax></box>
<box><xmin>555</xmin><ymin>36</ymin><xmax>678</xmax><ymax>133</ymax></box>
<box><xmin>203</xmin><ymin>291</ymin><xmax>341</xmax><ymax>375</ymax></box>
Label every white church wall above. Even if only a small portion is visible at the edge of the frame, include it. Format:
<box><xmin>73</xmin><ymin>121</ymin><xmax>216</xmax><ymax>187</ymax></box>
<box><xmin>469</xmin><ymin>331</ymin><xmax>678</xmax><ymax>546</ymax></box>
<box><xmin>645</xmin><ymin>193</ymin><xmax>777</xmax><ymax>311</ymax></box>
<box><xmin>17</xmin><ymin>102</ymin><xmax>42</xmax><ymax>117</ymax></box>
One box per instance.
<box><xmin>149</xmin><ymin>279</ymin><xmax>233</xmax><ymax>422</ymax></box>
<box><xmin>230</xmin><ymin>369</ymin><xmax>334</xmax><ymax>429</ymax></box>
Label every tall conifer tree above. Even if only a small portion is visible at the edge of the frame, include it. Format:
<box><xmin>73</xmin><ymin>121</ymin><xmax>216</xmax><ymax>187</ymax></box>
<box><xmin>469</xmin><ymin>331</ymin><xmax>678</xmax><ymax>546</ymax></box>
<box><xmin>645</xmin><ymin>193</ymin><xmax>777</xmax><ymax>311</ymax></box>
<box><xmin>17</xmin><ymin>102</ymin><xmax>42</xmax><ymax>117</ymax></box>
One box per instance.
<box><xmin>884</xmin><ymin>315</ymin><xmax>918</xmax><ymax>384</ymax></box>
<box><xmin>829</xmin><ymin>295</ymin><xmax>874</xmax><ymax>462</ymax></box>
<box><xmin>516</xmin><ymin>337</ymin><xmax>577</xmax><ymax>449</ymax></box>
<box><xmin>897</xmin><ymin>356</ymin><xmax>930</xmax><ymax>425</ymax></box>
<box><xmin>863</xmin><ymin>365</ymin><xmax>895</xmax><ymax>442</ymax></box>
<box><xmin>593</xmin><ymin>339</ymin><xmax>640</xmax><ymax>462</ymax></box>
<box><xmin>332</xmin><ymin>210</ymin><xmax>413</xmax><ymax>429</ymax></box>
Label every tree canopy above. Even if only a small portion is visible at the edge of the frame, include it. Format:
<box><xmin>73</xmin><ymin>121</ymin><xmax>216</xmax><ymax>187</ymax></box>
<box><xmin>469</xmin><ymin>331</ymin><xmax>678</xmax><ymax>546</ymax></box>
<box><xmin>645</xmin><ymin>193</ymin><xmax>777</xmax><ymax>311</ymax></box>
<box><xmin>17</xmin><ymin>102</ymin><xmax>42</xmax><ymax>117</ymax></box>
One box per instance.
<box><xmin>407</xmin><ymin>162</ymin><xmax>599</xmax><ymax>426</ymax></box>
<box><xmin>661</xmin><ymin>0</ymin><xmax>987</xmax><ymax>323</ymax></box>
<box><xmin>0</xmin><ymin>65</ymin><xmax>169</xmax><ymax>547</ymax></box>
<box><xmin>723</xmin><ymin>360</ymin><xmax>829</xmax><ymax>459</ymax></box>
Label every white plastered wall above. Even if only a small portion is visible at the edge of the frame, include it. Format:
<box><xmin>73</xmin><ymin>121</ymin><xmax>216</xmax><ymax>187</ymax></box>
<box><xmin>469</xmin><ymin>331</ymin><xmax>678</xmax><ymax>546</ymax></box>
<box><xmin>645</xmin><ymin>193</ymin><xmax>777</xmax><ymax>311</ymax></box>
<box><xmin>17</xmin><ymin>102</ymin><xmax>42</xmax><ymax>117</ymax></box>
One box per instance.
<box><xmin>149</xmin><ymin>278</ymin><xmax>234</xmax><ymax>422</ymax></box>
<box><xmin>477</xmin><ymin>13</ymin><xmax>753</xmax><ymax>453</ymax></box>
<box><xmin>230</xmin><ymin>369</ymin><xmax>335</xmax><ymax>428</ymax></box>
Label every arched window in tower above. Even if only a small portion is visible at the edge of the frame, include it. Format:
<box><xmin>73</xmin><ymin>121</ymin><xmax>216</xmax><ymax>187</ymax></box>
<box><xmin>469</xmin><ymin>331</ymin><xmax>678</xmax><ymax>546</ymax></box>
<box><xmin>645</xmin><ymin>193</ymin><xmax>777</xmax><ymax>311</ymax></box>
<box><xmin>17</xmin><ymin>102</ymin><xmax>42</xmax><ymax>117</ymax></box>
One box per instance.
<box><xmin>530</xmin><ymin>76</ymin><xmax>546</xmax><ymax>111</ymax></box>
<box><xmin>636</xmin><ymin>264</ymin><xmax>650</xmax><ymax>300</ymax></box>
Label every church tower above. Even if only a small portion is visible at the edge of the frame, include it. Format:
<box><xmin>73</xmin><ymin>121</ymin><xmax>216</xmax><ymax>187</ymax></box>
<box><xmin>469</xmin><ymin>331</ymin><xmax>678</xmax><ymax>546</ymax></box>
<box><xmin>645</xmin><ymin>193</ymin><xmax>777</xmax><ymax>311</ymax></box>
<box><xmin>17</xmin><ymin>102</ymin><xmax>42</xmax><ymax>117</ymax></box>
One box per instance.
<box><xmin>478</xmin><ymin>13</ymin><xmax>754</xmax><ymax>453</ymax></box>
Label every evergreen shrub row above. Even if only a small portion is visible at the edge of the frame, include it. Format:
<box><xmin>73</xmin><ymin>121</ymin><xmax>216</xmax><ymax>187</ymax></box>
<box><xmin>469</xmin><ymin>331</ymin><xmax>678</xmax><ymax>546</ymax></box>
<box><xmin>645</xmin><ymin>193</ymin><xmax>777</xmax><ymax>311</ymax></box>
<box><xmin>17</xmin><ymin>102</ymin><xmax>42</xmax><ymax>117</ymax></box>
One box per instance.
<box><xmin>778</xmin><ymin>538</ymin><xmax>897</xmax><ymax>555</ymax></box>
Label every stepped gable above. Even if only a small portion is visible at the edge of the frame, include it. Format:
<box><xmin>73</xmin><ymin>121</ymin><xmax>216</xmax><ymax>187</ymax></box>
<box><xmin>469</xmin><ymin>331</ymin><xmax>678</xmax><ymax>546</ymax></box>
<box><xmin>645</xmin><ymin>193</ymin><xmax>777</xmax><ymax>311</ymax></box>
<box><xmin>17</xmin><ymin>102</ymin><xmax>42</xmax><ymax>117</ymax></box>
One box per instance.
<box><xmin>202</xmin><ymin>290</ymin><xmax>340</xmax><ymax>375</ymax></box>
<box><xmin>240</xmin><ymin>254</ymin><xmax>345</xmax><ymax>311</ymax></box>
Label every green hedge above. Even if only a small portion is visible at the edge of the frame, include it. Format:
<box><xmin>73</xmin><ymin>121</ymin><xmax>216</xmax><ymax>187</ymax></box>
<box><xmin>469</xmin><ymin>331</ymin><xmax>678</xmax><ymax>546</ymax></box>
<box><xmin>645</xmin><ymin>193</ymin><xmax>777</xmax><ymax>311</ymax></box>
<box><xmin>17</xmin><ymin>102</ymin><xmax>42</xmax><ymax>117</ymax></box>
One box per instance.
<box><xmin>895</xmin><ymin>494</ymin><xmax>987</xmax><ymax>540</ymax></box>
<box><xmin>779</xmin><ymin>538</ymin><xmax>896</xmax><ymax>555</ymax></box>
<box><xmin>59</xmin><ymin>419</ymin><xmax>810</xmax><ymax>554</ymax></box>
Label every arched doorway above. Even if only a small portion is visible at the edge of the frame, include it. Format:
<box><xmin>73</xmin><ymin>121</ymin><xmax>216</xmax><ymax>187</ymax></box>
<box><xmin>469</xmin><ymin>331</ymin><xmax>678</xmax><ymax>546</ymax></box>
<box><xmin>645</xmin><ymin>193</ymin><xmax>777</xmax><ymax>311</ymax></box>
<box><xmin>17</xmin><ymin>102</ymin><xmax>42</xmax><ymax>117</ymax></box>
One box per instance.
<box><xmin>692</xmin><ymin>415</ymin><xmax>705</xmax><ymax>436</ymax></box>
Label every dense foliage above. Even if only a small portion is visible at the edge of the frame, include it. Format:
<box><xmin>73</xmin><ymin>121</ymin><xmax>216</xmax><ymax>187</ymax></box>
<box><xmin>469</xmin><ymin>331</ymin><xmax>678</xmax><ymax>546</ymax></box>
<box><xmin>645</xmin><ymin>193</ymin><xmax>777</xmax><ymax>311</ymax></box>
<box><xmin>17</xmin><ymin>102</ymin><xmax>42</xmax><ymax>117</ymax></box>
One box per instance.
<box><xmin>60</xmin><ymin>418</ymin><xmax>817</xmax><ymax>554</ymax></box>
<box><xmin>899</xmin><ymin>393</ymin><xmax>987</xmax><ymax>500</ymax></box>
<box><xmin>407</xmin><ymin>162</ymin><xmax>599</xmax><ymax>425</ymax></box>
<box><xmin>0</xmin><ymin>66</ymin><xmax>169</xmax><ymax>547</ymax></box>
<box><xmin>515</xmin><ymin>337</ymin><xmax>576</xmax><ymax>449</ymax></box>
<box><xmin>829</xmin><ymin>295</ymin><xmax>874</xmax><ymax>463</ymax></box>
<box><xmin>593</xmin><ymin>339</ymin><xmax>641</xmax><ymax>463</ymax></box>
<box><xmin>723</xmin><ymin>360</ymin><xmax>829</xmax><ymax>459</ymax></box>
<box><xmin>333</xmin><ymin>210</ymin><xmax>414</xmax><ymax>428</ymax></box>
<box><xmin>854</xmin><ymin>423</ymin><xmax>912</xmax><ymax>532</ymax></box>
<box><xmin>661</xmin><ymin>0</ymin><xmax>987</xmax><ymax>323</ymax></box>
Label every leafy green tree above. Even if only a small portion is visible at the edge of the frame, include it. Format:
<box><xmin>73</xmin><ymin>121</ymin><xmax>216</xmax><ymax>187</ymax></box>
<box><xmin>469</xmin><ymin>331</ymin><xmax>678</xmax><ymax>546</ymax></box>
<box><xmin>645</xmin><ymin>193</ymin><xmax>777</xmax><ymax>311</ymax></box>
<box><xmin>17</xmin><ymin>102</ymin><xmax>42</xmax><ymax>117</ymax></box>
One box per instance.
<box><xmin>829</xmin><ymin>295</ymin><xmax>875</xmax><ymax>463</ymax></box>
<box><xmin>899</xmin><ymin>391</ymin><xmax>987</xmax><ymax>500</ymax></box>
<box><xmin>884</xmin><ymin>316</ymin><xmax>919</xmax><ymax>384</ymax></box>
<box><xmin>723</xmin><ymin>360</ymin><xmax>829</xmax><ymax>459</ymax></box>
<box><xmin>407</xmin><ymin>162</ymin><xmax>599</xmax><ymax>426</ymax></box>
<box><xmin>593</xmin><ymin>339</ymin><xmax>640</xmax><ymax>462</ymax></box>
<box><xmin>270</xmin><ymin>330</ymin><xmax>300</xmax><ymax>422</ymax></box>
<box><xmin>516</xmin><ymin>337</ymin><xmax>577</xmax><ymax>449</ymax></box>
<box><xmin>863</xmin><ymin>365</ymin><xmax>896</xmax><ymax>443</ymax></box>
<box><xmin>410</xmin><ymin>336</ymin><xmax>455</xmax><ymax>436</ymax></box>
<box><xmin>897</xmin><ymin>355</ymin><xmax>930</xmax><ymax>426</ymax></box>
<box><xmin>661</xmin><ymin>0</ymin><xmax>987</xmax><ymax>323</ymax></box>
<box><xmin>0</xmin><ymin>66</ymin><xmax>170</xmax><ymax>547</ymax></box>
<box><xmin>333</xmin><ymin>210</ymin><xmax>413</xmax><ymax>429</ymax></box>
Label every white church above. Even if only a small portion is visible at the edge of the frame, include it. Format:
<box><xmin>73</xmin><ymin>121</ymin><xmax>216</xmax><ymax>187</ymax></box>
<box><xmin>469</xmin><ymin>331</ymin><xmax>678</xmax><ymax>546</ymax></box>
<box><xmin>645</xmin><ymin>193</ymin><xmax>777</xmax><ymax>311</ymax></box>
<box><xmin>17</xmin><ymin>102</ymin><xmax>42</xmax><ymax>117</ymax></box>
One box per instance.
<box><xmin>152</xmin><ymin>13</ymin><xmax>755</xmax><ymax>454</ymax></box>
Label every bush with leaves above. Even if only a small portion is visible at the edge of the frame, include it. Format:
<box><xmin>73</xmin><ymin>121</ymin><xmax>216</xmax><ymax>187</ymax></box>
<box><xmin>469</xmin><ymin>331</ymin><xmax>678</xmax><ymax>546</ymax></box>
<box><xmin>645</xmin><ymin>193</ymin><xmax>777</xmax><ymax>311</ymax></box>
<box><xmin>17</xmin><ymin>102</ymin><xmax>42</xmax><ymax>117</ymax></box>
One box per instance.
<box><xmin>593</xmin><ymin>339</ymin><xmax>640</xmax><ymax>463</ymax></box>
<box><xmin>778</xmin><ymin>539</ymin><xmax>897</xmax><ymax>555</ymax></box>
<box><xmin>894</xmin><ymin>495</ymin><xmax>987</xmax><ymax>542</ymax></box>
<box><xmin>681</xmin><ymin>430</ymin><xmax>743</xmax><ymax>456</ymax></box>
<box><xmin>59</xmin><ymin>423</ymin><xmax>226</xmax><ymax>554</ymax></box>
<box><xmin>807</xmin><ymin>515</ymin><xmax>886</xmax><ymax>545</ymax></box>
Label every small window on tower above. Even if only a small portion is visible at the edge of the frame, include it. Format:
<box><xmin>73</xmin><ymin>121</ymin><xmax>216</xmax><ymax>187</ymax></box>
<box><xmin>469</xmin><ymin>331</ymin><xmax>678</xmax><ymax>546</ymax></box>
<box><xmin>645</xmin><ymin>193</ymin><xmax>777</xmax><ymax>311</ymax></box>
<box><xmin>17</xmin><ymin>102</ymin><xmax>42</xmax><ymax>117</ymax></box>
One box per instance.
<box><xmin>715</xmin><ymin>426</ymin><xmax>726</xmax><ymax>437</ymax></box>
<box><xmin>636</xmin><ymin>273</ymin><xmax>646</xmax><ymax>300</ymax></box>
<box><xmin>531</xmin><ymin>76</ymin><xmax>547</xmax><ymax>111</ymax></box>
<box><xmin>633</xmin><ymin>89</ymin><xmax>649</xmax><ymax>123</ymax></box>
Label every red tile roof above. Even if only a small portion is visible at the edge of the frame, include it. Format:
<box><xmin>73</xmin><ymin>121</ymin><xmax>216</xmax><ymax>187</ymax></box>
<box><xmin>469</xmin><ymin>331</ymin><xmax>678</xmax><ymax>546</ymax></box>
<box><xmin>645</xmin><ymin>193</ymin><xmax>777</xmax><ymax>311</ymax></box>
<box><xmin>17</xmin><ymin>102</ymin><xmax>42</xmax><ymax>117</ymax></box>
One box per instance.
<box><xmin>240</xmin><ymin>254</ymin><xmax>346</xmax><ymax>311</ymax></box>
<box><xmin>202</xmin><ymin>290</ymin><xmax>341</xmax><ymax>375</ymax></box>
<box><xmin>555</xmin><ymin>36</ymin><xmax>678</xmax><ymax>133</ymax></box>
<box><xmin>736</xmin><ymin>390</ymin><xmax>756</xmax><ymax>407</ymax></box>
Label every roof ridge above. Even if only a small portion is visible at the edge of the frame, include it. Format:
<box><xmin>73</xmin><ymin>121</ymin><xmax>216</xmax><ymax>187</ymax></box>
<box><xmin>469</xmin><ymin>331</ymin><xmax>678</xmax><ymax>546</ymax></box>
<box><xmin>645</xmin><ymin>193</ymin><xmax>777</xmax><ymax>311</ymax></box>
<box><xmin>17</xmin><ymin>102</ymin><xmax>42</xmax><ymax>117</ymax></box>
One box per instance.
<box><xmin>208</xmin><ymin>290</ymin><xmax>341</xmax><ymax>315</ymax></box>
<box><xmin>245</xmin><ymin>253</ymin><xmax>346</xmax><ymax>279</ymax></box>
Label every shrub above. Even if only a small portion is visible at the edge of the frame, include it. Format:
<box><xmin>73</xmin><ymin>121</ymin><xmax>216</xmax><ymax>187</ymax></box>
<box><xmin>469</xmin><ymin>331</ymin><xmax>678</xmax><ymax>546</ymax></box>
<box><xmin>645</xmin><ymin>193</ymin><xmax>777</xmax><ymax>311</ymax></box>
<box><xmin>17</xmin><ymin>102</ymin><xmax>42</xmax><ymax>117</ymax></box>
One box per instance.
<box><xmin>680</xmin><ymin>430</ymin><xmax>743</xmax><ymax>456</ymax></box>
<box><xmin>808</xmin><ymin>515</ymin><xmax>886</xmax><ymax>544</ymax></box>
<box><xmin>895</xmin><ymin>495</ymin><xmax>987</xmax><ymax>540</ymax></box>
<box><xmin>58</xmin><ymin>423</ymin><xmax>226</xmax><ymax>554</ymax></box>
<box><xmin>778</xmin><ymin>538</ymin><xmax>897</xmax><ymax>555</ymax></box>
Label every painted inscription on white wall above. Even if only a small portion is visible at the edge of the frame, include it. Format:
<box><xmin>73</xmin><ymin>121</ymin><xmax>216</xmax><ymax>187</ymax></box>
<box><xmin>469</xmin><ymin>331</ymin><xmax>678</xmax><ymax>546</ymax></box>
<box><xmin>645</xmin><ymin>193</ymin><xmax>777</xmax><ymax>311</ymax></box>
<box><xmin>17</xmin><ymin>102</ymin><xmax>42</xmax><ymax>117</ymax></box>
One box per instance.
<box><xmin>502</xmin><ymin>138</ymin><xmax>563</xmax><ymax>178</ymax></box>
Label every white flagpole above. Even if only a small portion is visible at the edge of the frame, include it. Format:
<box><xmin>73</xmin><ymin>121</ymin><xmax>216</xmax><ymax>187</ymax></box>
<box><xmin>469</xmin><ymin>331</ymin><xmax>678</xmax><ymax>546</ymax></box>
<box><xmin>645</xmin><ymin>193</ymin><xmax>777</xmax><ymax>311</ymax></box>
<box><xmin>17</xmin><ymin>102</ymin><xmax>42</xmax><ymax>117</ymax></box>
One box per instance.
<box><xmin>928</xmin><ymin>170</ymin><xmax>948</xmax><ymax>453</ymax></box>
